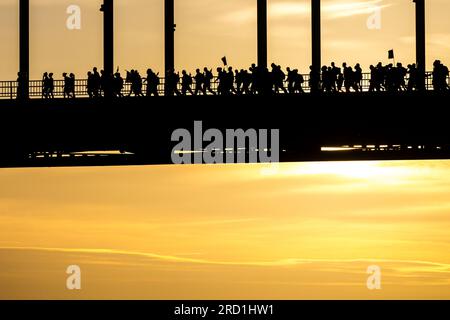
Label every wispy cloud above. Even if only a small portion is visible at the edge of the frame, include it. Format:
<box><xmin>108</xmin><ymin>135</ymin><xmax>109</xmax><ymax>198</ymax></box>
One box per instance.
<box><xmin>2</xmin><ymin>246</ymin><xmax>450</xmax><ymax>272</ymax></box>
<box><xmin>325</xmin><ymin>0</ymin><xmax>392</xmax><ymax>19</ymax></box>
<box><xmin>221</xmin><ymin>1</ymin><xmax>393</xmax><ymax>23</ymax></box>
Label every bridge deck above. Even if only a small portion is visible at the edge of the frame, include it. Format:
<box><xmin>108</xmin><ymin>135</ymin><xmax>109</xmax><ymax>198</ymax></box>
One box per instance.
<box><xmin>0</xmin><ymin>92</ymin><xmax>449</xmax><ymax>167</ymax></box>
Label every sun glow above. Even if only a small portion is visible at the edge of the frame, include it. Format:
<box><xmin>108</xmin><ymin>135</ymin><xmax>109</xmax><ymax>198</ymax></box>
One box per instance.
<box><xmin>260</xmin><ymin>161</ymin><xmax>419</xmax><ymax>182</ymax></box>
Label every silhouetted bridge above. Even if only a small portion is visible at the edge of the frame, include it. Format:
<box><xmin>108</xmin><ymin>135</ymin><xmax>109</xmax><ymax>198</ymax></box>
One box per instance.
<box><xmin>1</xmin><ymin>92</ymin><xmax>449</xmax><ymax>168</ymax></box>
<box><xmin>1</xmin><ymin>0</ymin><xmax>447</xmax><ymax>168</ymax></box>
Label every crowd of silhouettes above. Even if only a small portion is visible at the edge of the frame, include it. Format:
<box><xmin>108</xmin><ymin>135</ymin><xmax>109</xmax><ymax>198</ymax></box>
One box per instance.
<box><xmin>28</xmin><ymin>59</ymin><xmax>449</xmax><ymax>99</ymax></box>
<box><xmin>165</xmin><ymin>63</ymin><xmax>304</xmax><ymax>96</ymax></box>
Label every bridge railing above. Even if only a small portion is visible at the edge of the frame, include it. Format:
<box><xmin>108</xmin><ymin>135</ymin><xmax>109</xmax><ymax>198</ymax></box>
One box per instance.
<box><xmin>0</xmin><ymin>72</ymin><xmax>440</xmax><ymax>99</ymax></box>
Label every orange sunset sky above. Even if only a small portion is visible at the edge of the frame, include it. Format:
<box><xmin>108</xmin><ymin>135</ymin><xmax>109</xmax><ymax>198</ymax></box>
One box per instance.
<box><xmin>0</xmin><ymin>1</ymin><xmax>450</xmax><ymax>300</ymax></box>
<box><xmin>0</xmin><ymin>161</ymin><xmax>450</xmax><ymax>299</ymax></box>
<box><xmin>0</xmin><ymin>0</ymin><xmax>450</xmax><ymax>79</ymax></box>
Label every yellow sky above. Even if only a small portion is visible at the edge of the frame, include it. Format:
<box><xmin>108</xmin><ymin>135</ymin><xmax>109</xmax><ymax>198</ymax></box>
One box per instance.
<box><xmin>0</xmin><ymin>160</ymin><xmax>449</xmax><ymax>299</ymax></box>
<box><xmin>1</xmin><ymin>0</ymin><xmax>450</xmax><ymax>79</ymax></box>
<box><xmin>1</xmin><ymin>0</ymin><xmax>450</xmax><ymax>300</ymax></box>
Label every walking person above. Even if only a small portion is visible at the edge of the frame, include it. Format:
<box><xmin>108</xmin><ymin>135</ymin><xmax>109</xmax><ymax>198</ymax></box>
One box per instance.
<box><xmin>203</xmin><ymin>68</ymin><xmax>215</xmax><ymax>95</ymax></box>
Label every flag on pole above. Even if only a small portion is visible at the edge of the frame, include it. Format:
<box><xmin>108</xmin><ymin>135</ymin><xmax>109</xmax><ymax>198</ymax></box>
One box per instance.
<box><xmin>221</xmin><ymin>56</ymin><xmax>228</xmax><ymax>66</ymax></box>
<box><xmin>388</xmin><ymin>49</ymin><xmax>395</xmax><ymax>60</ymax></box>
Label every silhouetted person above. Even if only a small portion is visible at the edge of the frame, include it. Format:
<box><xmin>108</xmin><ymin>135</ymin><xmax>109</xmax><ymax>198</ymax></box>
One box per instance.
<box><xmin>286</xmin><ymin>67</ymin><xmax>295</xmax><ymax>93</ymax></box>
<box><xmin>219</xmin><ymin>67</ymin><xmax>232</xmax><ymax>95</ymax></box>
<box><xmin>309</xmin><ymin>65</ymin><xmax>320</xmax><ymax>93</ymax></box>
<box><xmin>63</xmin><ymin>73</ymin><xmax>75</xmax><ymax>98</ymax></box>
<box><xmin>216</xmin><ymin>67</ymin><xmax>225</xmax><ymax>95</ymax></box>
<box><xmin>235</xmin><ymin>70</ymin><xmax>243</xmax><ymax>94</ymax></box>
<box><xmin>377</xmin><ymin>63</ymin><xmax>386</xmax><ymax>91</ymax></box>
<box><xmin>181</xmin><ymin>70</ymin><xmax>193</xmax><ymax>95</ymax></box>
<box><xmin>87</xmin><ymin>71</ymin><xmax>94</xmax><ymax>98</ymax></box>
<box><xmin>396</xmin><ymin>63</ymin><xmax>407</xmax><ymax>91</ymax></box>
<box><xmin>271</xmin><ymin>63</ymin><xmax>287</xmax><ymax>94</ymax></box>
<box><xmin>145</xmin><ymin>69</ymin><xmax>159</xmax><ymax>97</ymax></box>
<box><xmin>443</xmin><ymin>63</ymin><xmax>450</xmax><ymax>91</ymax></box>
<box><xmin>342</xmin><ymin>63</ymin><xmax>354</xmax><ymax>92</ymax></box>
<box><xmin>259</xmin><ymin>67</ymin><xmax>273</xmax><ymax>95</ymax></box>
<box><xmin>376</xmin><ymin>62</ymin><xmax>386</xmax><ymax>91</ymax></box>
<box><xmin>63</xmin><ymin>73</ymin><xmax>70</xmax><ymax>98</ymax></box>
<box><xmin>321</xmin><ymin>66</ymin><xmax>332</xmax><ymax>92</ymax></box>
<box><xmin>293</xmin><ymin>69</ymin><xmax>305</xmax><ymax>94</ymax></box>
<box><xmin>113</xmin><ymin>72</ymin><xmax>124</xmax><ymax>97</ymax></box>
<box><xmin>249</xmin><ymin>64</ymin><xmax>258</xmax><ymax>94</ymax></box>
<box><xmin>444</xmin><ymin>64</ymin><xmax>450</xmax><ymax>90</ymax></box>
<box><xmin>241</xmin><ymin>69</ymin><xmax>251</xmax><ymax>95</ymax></box>
<box><xmin>407</xmin><ymin>64</ymin><xmax>417</xmax><ymax>91</ymax></box>
<box><xmin>384</xmin><ymin>64</ymin><xmax>396</xmax><ymax>92</ymax></box>
<box><xmin>102</xmin><ymin>70</ymin><xmax>115</xmax><ymax>98</ymax></box>
<box><xmin>354</xmin><ymin>63</ymin><xmax>363</xmax><ymax>92</ymax></box>
<box><xmin>42</xmin><ymin>72</ymin><xmax>49</xmax><ymax>98</ymax></box>
<box><xmin>100</xmin><ymin>70</ymin><xmax>106</xmax><ymax>96</ymax></box>
<box><xmin>165</xmin><ymin>69</ymin><xmax>180</xmax><ymax>96</ymax></box>
<box><xmin>127</xmin><ymin>70</ymin><xmax>143</xmax><ymax>97</ymax></box>
<box><xmin>336</xmin><ymin>70</ymin><xmax>344</xmax><ymax>92</ymax></box>
<box><xmin>16</xmin><ymin>71</ymin><xmax>28</xmax><ymax>100</ymax></box>
<box><xmin>193</xmin><ymin>69</ymin><xmax>204</xmax><ymax>95</ymax></box>
<box><xmin>135</xmin><ymin>70</ymin><xmax>144</xmax><ymax>96</ymax></box>
<box><xmin>126</xmin><ymin>70</ymin><xmax>134</xmax><ymax>96</ymax></box>
<box><xmin>44</xmin><ymin>73</ymin><xmax>55</xmax><ymax>99</ymax></box>
<box><xmin>226</xmin><ymin>67</ymin><xmax>236</xmax><ymax>94</ymax></box>
<box><xmin>369</xmin><ymin>65</ymin><xmax>381</xmax><ymax>92</ymax></box>
<box><xmin>203</xmin><ymin>67</ymin><xmax>215</xmax><ymax>95</ymax></box>
<box><xmin>432</xmin><ymin>60</ymin><xmax>449</xmax><ymax>92</ymax></box>
<box><xmin>69</xmin><ymin>73</ymin><xmax>76</xmax><ymax>98</ymax></box>
<box><xmin>330</xmin><ymin>62</ymin><xmax>340</xmax><ymax>92</ymax></box>
<box><xmin>92</xmin><ymin>67</ymin><xmax>101</xmax><ymax>97</ymax></box>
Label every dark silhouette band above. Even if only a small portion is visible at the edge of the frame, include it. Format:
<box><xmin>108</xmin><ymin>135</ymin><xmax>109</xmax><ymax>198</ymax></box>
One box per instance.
<box><xmin>7</xmin><ymin>60</ymin><xmax>449</xmax><ymax>100</ymax></box>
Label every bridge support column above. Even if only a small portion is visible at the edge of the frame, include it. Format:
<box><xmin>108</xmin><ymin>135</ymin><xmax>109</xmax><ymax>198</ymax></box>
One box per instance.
<box><xmin>311</xmin><ymin>0</ymin><xmax>321</xmax><ymax>93</ymax></box>
<box><xmin>101</xmin><ymin>0</ymin><xmax>114</xmax><ymax>76</ymax></box>
<box><xmin>414</xmin><ymin>0</ymin><xmax>426</xmax><ymax>91</ymax></box>
<box><xmin>19</xmin><ymin>0</ymin><xmax>29</xmax><ymax>99</ymax></box>
<box><xmin>165</xmin><ymin>0</ymin><xmax>175</xmax><ymax>95</ymax></box>
<box><xmin>257</xmin><ymin>0</ymin><xmax>268</xmax><ymax>68</ymax></box>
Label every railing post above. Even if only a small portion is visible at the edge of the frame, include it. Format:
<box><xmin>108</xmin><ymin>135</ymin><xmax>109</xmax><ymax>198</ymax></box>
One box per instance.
<box><xmin>414</xmin><ymin>0</ymin><xmax>426</xmax><ymax>91</ymax></box>
<box><xmin>257</xmin><ymin>0</ymin><xmax>268</xmax><ymax>69</ymax></box>
<box><xmin>101</xmin><ymin>0</ymin><xmax>114</xmax><ymax>77</ymax></box>
<box><xmin>19</xmin><ymin>0</ymin><xmax>29</xmax><ymax>99</ymax></box>
<box><xmin>165</xmin><ymin>0</ymin><xmax>175</xmax><ymax>95</ymax></box>
<box><xmin>311</xmin><ymin>0</ymin><xmax>321</xmax><ymax>93</ymax></box>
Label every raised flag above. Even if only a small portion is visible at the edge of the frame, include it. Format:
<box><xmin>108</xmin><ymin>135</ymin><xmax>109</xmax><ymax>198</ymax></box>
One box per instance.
<box><xmin>388</xmin><ymin>49</ymin><xmax>395</xmax><ymax>60</ymax></box>
<box><xmin>221</xmin><ymin>56</ymin><xmax>228</xmax><ymax>66</ymax></box>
